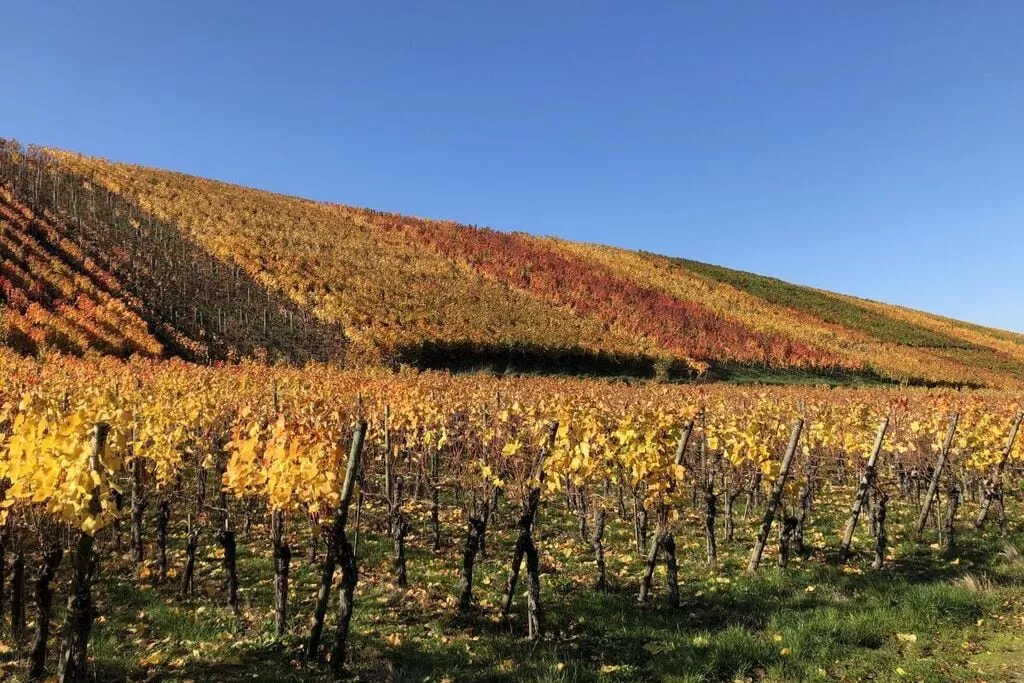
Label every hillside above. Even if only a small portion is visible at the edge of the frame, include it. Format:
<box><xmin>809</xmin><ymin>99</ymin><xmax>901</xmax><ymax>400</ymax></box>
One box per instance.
<box><xmin>1</xmin><ymin>138</ymin><xmax>1021</xmax><ymax>387</ymax></box>
<box><xmin>0</xmin><ymin>184</ymin><xmax>165</xmax><ymax>358</ymax></box>
<box><xmin>0</xmin><ymin>141</ymin><xmax>341</xmax><ymax>364</ymax></box>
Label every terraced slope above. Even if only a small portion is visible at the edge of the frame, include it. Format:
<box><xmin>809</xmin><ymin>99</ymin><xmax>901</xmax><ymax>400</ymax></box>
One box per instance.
<box><xmin>0</xmin><ymin>187</ymin><xmax>165</xmax><ymax>358</ymax></box>
<box><xmin>356</xmin><ymin>208</ymin><xmax>849</xmax><ymax>373</ymax></box>
<box><xmin>0</xmin><ymin>142</ymin><xmax>342</xmax><ymax>364</ymax></box>
<box><xmin>656</xmin><ymin>256</ymin><xmax>1021</xmax><ymax>386</ymax></box>
<box><xmin>46</xmin><ymin>148</ymin><xmax>682</xmax><ymax>374</ymax></box>
<box><xmin>51</xmin><ymin>149</ymin><xmax>841</xmax><ymax>377</ymax></box>
<box><xmin>673</xmin><ymin>258</ymin><xmax>972</xmax><ymax>348</ymax></box>
<box><xmin>28</xmin><ymin>144</ymin><xmax>1024</xmax><ymax>387</ymax></box>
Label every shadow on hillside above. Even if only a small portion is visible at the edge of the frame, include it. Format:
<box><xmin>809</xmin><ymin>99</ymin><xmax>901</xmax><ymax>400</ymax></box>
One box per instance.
<box><xmin>396</xmin><ymin>339</ymin><xmax>693</xmax><ymax>380</ymax></box>
<box><xmin>0</xmin><ymin>140</ymin><xmax>345</xmax><ymax>364</ymax></box>
<box><xmin>399</xmin><ymin>340</ymin><xmax>918</xmax><ymax>386</ymax></box>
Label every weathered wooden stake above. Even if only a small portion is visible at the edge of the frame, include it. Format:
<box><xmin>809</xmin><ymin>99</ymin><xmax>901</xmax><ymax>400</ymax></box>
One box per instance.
<box><xmin>430</xmin><ymin>449</ymin><xmax>441</xmax><ymax>552</ymax></box>
<box><xmin>156</xmin><ymin>500</ymin><xmax>170</xmax><ymax>582</ymax></box>
<box><xmin>663</xmin><ymin>534</ymin><xmax>680</xmax><ymax>607</ymax></box>
<box><xmin>779</xmin><ymin>516</ymin><xmax>798</xmax><ymax>569</ymax></box>
<box><xmin>638</xmin><ymin>521</ymin><xmax>664</xmax><ymax>604</ymax></box>
<box><xmin>592</xmin><ymin>508</ymin><xmax>607</xmax><ymax>591</ymax></box>
<box><xmin>59</xmin><ymin>422</ymin><xmax>108</xmax><ymax>683</ymax></box>
<box><xmin>457</xmin><ymin>516</ymin><xmax>486</xmax><ymax>611</ymax></box>
<box><xmin>131</xmin><ymin>458</ymin><xmax>146</xmax><ymax>565</ymax></box>
<box><xmin>942</xmin><ymin>486</ymin><xmax>960</xmax><ymax>556</ymax></box>
<box><xmin>747</xmin><ymin>419</ymin><xmax>803</xmax><ymax>573</ymax></box>
<box><xmin>840</xmin><ymin>418</ymin><xmax>889</xmax><ymax>559</ymax></box>
<box><xmin>272</xmin><ymin>510</ymin><xmax>291</xmax><ymax>637</ymax></box>
<box><xmin>725</xmin><ymin>489</ymin><xmax>742</xmax><ymax>542</ymax></box>
<box><xmin>872</xmin><ymin>492</ymin><xmax>888</xmax><ymax>570</ymax></box>
<box><xmin>794</xmin><ymin>476</ymin><xmax>813</xmax><ymax>556</ymax></box>
<box><xmin>391</xmin><ymin>478</ymin><xmax>409</xmax><ymax>589</ymax></box>
<box><xmin>638</xmin><ymin>421</ymin><xmax>693</xmax><ymax>601</ymax></box>
<box><xmin>975</xmin><ymin>411</ymin><xmax>1023</xmax><ymax>529</ymax></box>
<box><xmin>500</xmin><ymin>422</ymin><xmax>558</xmax><ymax>630</ymax></box>
<box><xmin>11</xmin><ymin>546</ymin><xmax>25</xmax><ymax>642</ymax></box>
<box><xmin>704</xmin><ymin>489</ymin><xmax>718</xmax><ymax>567</ymax></box>
<box><xmin>306</xmin><ymin>420</ymin><xmax>366</xmax><ymax>662</ymax></box>
<box><xmin>181</xmin><ymin>514</ymin><xmax>198</xmax><ymax>596</ymax></box>
<box><xmin>914</xmin><ymin>413</ymin><xmax>959</xmax><ymax>541</ymax></box>
<box><xmin>218</xmin><ymin>525</ymin><xmax>239</xmax><ymax>615</ymax></box>
<box><xmin>28</xmin><ymin>543</ymin><xmax>63</xmax><ymax>679</ymax></box>
<box><xmin>524</xmin><ymin>542</ymin><xmax>543</xmax><ymax>639</ymax></box>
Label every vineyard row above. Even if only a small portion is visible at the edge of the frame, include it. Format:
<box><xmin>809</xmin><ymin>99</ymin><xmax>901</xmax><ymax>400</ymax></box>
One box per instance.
<box><xmin>1</xmin><ymin>359</ymin><xmax>1022</xmax><ymax>678</ymax></box>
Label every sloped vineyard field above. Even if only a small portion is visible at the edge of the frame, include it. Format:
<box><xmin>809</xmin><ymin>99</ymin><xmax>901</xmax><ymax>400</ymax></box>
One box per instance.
<box><xmin>0</xmin><ymin>350</ymin><xmax>1023</xmax><ymax>680</ymax></box>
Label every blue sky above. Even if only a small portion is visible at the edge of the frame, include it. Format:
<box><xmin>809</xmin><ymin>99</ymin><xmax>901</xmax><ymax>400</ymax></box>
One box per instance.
<box><xmin>2</xmin><ymin>2</ymin><xmax>1022</xmax><ymax>331</ymax></box>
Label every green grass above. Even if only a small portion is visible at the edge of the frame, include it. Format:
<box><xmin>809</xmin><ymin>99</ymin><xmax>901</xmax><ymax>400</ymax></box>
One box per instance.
<box><xmin>928</xmin><ymin>346</ymin><xmax>1024</xmax><ymax>380</ymax></box>
<box><xmin>665</xmin><ymin>256</ymin><xmax>976</xmax><ymax>350</ymax></box>
<box><xmin>706</xmin><ymin>362</ymin><xmax>903</xmax><ymax>388</ymax></box>
<box><xmin>7</xmin><ymin>491</ymin><xmax>1024</xmax><ymax>681</ymax></box>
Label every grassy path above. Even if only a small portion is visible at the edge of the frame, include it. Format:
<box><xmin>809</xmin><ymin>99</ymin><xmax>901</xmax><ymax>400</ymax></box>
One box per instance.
<box><xmin>4</xmin><ymin>493</ymin><xmax>1022</xmax><ymax>681</ymax></box>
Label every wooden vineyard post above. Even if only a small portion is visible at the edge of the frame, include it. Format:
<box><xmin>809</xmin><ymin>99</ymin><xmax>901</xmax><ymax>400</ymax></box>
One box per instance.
<box><xmin>747</xmin><ymin>419</ymin><xmax>803</xmax><ymax>574</ymax></box>
<box><xmin>872</xmin><ymin>491</ymin><xmax>889</xmax><ymax>570</ymax></box>
<box><xmin>59</xmin><ymin>422</ymin><xmax>108</xmax><ymax>683</ymax></box>
<box><xmin>181</xmin><ymin>514</ymin><xmax>198</xmax><ymax>596</ymax></box>
<box><xmin>271</xmin><ymin>510</ymin><xmax>291</xmax><ymax>637</ymax></box>
<box><xmin>156</xmin><ymin>501</ymin><xmax>170</xmax><ymax>582</ymax></box>
<box><xmin>638</xmin><ymin>420</ymin><xmax>693</xmax><ymax>603</ymax></box>
<box><xmin>306</xmin><ymin>420</ymin><xmax>366</xmax><ymax>663</ymax></box>
<box><xmin>383</xmin><ymin>405</ymin><xmax>393</xmax><ymax>513</ymax></box>
<box><xmin>663</xmin><ymin>533</ymin><xmax>681</xmax><ymax>606</ymax></box>
<box><xmin>11</xmin><ymin>543</ymin><xmax>25</xmax><ymax>642</ymax></box>
<box><xmin>724</xmin><ymin>488</ymin><xmax>742</xmax><ymax>542</ymax></box>
<box><xmin>390</xmin><ymin>478</ymin><xmax>409</xmax><ymax>588</ymax></box>
<box><xmin>381</xmin><ymin>405</ymin><xmax>411</xmax><ymax>587</ymax></box>
<box><xmin>698</xmin><ymin>416</ymin><xmax>718</xmax><ymax>568</ymax></box>
<box><xmin>500</xmin><ymin>421</ymin><xmax>558</xmax><ymax>639</ymax></box>
<box><xmin>637</xmin><ymin>521</ymin><xmax>664</xmax><ymax>604</ymax></box>
<box><xmin>218</xmin><ymin>506</ymin><xmax>240</xmax><ymax>615</ymax></box>
<box><xmin>840</xmin><ymin>418</ymin><xmax>889</xmax><ymax>560</ymax></box>
<box><xmin>327</xmin><ymin>419</ymin><xmax>367</xmax><ymax>674</ymax></box>
<box><xmin>130</xmin><ymin>457</ymin><xmax>146</xmax><ymax>565</ymax></box>
<box><xmin>28</xmin><ymin>542</ymin><xmax>64</xmax><ymax>679</ymax></box>
<box><xmin>0</xmin><ymin>527</ymin><xmax>7</xmax><ymax>638</ymax></box>
<box><xmin>778</xmin><ymin>516</ymin><xmax>797</xmax><ymax>569</ymax></box>
<box><xmin>457</xmin><ymin>516</ymin><xmax>487</xmax><ymax>611</ymax></box>
<box><xmin>704</xmin><ymin>488</ymin><xmax>718</xmax><ymax>568</ymax></box>
<box><xmin>942</xmin><ymin>486</ymin><xmax>961</xmax><ymax>556</ymax></box>
<box><xmin>430</xmin><ymin>448</ymin><xmax>441</xmax><ymax>552</ymax></box>
<box><xmin>592</xmin><ymin>508</ymin><xmax>608</xmax><ymax>591</ymax></box>
<box><xmin>975</xmin><ymin>411</ymin><xmax>1023</xmax><ymax>529</ymax></box>
<box><xmin>914</xmin><ymin>413</ymin><xmax>959</xmax><ymax>541</ymax></box>
<box><xmin>793</xmin><ymin>465</ymin><xmax>816</xmax><ymax>556</ymax></box>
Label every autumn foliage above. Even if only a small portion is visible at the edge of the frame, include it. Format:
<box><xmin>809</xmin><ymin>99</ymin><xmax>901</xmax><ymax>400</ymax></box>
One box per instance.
<box><xmin>12</xmin><ymin>142</ymin><xmax>1022</xmax><ymax>388</ymax></box>
<box><xmin>356</xmin><ymin>208</ymin><xmax>850</xmax><ymax>373</ymax></box>
<box><xmin>0</xmin><ymin>188</ymin><xmax>164</xmax><ymax>357</ymax></box>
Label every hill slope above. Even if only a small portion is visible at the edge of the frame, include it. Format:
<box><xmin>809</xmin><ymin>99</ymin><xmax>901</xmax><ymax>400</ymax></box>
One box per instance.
<box><xmin>1</xmin><ymin>139</ymin><xmax>1019</xmax><ymax>387</ymax></box>
<box><xmin>0</xmin><ymin>141</ymin><xmax>342</xmax><ymax>363</ymax></box>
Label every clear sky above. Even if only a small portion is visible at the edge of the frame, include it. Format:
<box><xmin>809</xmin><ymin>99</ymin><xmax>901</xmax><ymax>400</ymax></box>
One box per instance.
<box><xmin>2</xmin><ymin>2</ymin><xmax>1022</xmax><ymax>331</ymax></box>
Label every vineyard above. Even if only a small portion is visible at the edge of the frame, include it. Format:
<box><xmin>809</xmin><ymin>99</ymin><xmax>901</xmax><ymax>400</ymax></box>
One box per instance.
<box><xmin>0</xmin><ymin>348</ymin><xmax>1022</xmax><ymax>680</ymax></box>
<box><xmin>1</xmin><ymin>138</ymin><xmax>1024</xmax><ymax>680</ymax></box>
<box><xmin>19</xmin><ymin>141</ymin><xmax>1024</xmax><ymax>387</ymax></box>
<box><xmin>0</xmin><ymin>142</ymin><xmax>343</xmax><ymax>365</ymax></box>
